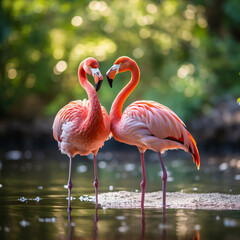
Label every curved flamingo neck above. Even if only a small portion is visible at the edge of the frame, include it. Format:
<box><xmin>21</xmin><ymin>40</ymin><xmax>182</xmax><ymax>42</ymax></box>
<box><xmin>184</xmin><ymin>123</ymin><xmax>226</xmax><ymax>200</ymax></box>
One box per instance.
<box><xmin>78</xmin><ymin>62</ymin><xmax>103</xmax><ymax>126</ymax></box>
<box><xmin>110</xmin><ymin>60</ymin><xmax>140</xmax><ymax>123</ymax></box>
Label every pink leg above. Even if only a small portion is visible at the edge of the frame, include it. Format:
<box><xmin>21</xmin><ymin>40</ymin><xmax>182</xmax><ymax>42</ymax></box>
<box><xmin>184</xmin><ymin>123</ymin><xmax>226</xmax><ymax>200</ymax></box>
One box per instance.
<box><xmin>67</xmin><ymin>156</ymin><xmax>73</xmax><ymax>212</ymax></box>
<box><xmin>93</xmin><ymin>155</ymin><xmax>99</xmax><ymax>207</ymax></box>
<box><xmin>158</xmin><ymin>152</ymin><xmax>167</xmax><ymax>207</ymax></box>
<box><xmin>140</xmin><ymin>152</ymin><xmax>147</xmax><ymax>208</ymax></box>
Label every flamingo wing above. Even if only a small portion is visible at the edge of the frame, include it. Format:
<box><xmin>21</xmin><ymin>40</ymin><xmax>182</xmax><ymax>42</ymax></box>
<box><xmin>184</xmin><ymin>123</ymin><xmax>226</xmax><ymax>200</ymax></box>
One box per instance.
<box><xmin>53</xmin><ymin>99</ymin><xmax>110</xmax><ymax>156</ymax></box>
<box><xmin>119</xmin><ymin>101</ymin><xmax>200</xmax><ymax>168</ymax></box>
<box><xmin>52</xmin><ymin>99</ymin><xmax>89</xmax><ymax>143</ymax></box>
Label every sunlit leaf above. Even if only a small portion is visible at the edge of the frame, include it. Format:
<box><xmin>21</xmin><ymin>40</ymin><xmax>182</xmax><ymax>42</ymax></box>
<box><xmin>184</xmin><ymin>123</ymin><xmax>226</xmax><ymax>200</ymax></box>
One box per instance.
<box><xmin>237</xmin><ymin>98</ymin><xmax>240</xmax><ymax>105</ymax></box>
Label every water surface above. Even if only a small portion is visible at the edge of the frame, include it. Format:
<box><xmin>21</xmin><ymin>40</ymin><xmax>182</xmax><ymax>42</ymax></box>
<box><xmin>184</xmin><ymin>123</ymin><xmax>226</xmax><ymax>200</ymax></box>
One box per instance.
<box><xmin>0</xmin><ymin>150</ymin><xmax>240</xmax><ymax>239</ymax></box>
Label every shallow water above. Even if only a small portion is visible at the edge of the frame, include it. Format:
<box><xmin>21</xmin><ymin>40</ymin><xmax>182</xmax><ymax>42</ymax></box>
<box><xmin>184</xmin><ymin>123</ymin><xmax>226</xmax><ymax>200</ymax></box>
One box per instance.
<box><xmin>0</xmin><ymin>150</ymin><xmax>240</xmax><ymax>240</ymax></box>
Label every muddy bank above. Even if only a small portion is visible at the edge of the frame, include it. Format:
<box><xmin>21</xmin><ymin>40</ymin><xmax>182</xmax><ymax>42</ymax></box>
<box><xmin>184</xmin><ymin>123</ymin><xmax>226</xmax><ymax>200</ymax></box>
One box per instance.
<box><xmin>95</xmin><ymin>191</ymin><xmax>240</xmax><ymax>210</ymax></box>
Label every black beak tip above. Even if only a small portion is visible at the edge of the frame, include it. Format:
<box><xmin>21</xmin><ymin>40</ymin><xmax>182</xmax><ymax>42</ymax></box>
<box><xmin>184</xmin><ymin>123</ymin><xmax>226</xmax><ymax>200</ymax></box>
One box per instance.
<box><xmin>106</xmin><ymin>75</ymin><xmax>113</xmax><ymax>88</ymax></box>
<box><xmin>95</xmin><ymin>80</ymin><xmax>103</xmax><ymax>92</ymax></box>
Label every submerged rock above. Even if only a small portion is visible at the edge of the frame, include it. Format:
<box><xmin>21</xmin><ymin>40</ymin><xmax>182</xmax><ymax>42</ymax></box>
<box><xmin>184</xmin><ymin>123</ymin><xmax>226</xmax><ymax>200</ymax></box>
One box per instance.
<box><xmin>94</xmin><ymin>191</ymin><xmax>240</xmax><ymax>210</ymax></box>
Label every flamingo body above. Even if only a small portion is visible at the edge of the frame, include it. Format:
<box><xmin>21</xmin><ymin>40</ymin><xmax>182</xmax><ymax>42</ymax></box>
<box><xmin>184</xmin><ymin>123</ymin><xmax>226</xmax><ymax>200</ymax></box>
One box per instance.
<box><xmin>112</xmin><ymin>100</ymin><xmax>199</xmax><ymax>167</ymax></box>
<box><xmin>53</xmin><ymin>57</ymin><xmax>110</xmax><ymax>211</ymax></box>
<box><xmin>106</xmin><ymin>56</ymin><xmax>200</xmax><ymax>207</ymax></box>
<box><xmin>53</xmin><ymin>99</ymin><xmax>109</xmax><ymax>157</ymax></box>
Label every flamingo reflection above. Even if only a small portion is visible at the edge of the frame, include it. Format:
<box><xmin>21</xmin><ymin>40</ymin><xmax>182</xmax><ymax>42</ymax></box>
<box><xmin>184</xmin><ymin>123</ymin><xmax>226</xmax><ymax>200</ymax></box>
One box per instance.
<box><xmin>66</xmin><ymin>204</ymin><xmax>99</xmax><ymax>240</ymax></box>
<box><xmin>141</xmin><ymin>208</ymin><xmax>167</xmax><ymax>240</ymax></box>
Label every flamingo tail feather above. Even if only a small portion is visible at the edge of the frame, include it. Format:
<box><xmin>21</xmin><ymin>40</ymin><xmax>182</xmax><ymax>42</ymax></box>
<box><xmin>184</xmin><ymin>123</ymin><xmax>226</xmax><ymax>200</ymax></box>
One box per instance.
<box><xmin>187</xmin><ymin>131</ymin><xmax>200</xmax><ymax>170</ymax></box>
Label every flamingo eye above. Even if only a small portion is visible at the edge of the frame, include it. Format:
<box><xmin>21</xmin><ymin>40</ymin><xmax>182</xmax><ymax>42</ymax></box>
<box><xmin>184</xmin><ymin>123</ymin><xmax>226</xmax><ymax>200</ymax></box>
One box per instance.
<box><xmin>90</xmin><ymin>67</ymin><xmax>100</xmax><ymax>77</ymax></box>
<box><xmin>112</xmin><ymin>63</ymin><xmax>121</xmax><ymax>73</ymax></box>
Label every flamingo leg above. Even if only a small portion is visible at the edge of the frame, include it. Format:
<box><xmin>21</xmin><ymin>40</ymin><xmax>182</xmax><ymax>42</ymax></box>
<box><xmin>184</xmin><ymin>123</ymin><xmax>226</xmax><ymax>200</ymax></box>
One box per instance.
<box><xmin>67</xmin><ymin>156</ymin><xmax>73</xmax><ymax>212</ymax></box>
<box><xmin>158</xmin><ymin>152</ymin><xmax>167</xmax><ymax>207</ymax></box>
<box><xmin>141</xmin><ymin>207</ymin><xmax>145</xmax><ymax>240</ymax></box>
<box><xmin>93</xmin><ymin>155</ymin><xmax>99</xmax><ymax>207</ymax></box>
<box><xmin>140</xmin><ymin>152</ymin><xmax>147</xmax><ymax>208</ymax></box>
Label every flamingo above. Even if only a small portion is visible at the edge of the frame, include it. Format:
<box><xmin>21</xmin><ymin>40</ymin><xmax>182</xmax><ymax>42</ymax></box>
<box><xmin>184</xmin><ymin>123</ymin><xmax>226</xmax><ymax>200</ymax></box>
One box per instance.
<box><xmin>53</xmin><ymin>57</ymin><xmax>110</xmax><ymax>211</ymax></box>
<box><xmin>106</xmin><ymin>56</ymin><xmax>200</xmax><ymax>208</ymax></box>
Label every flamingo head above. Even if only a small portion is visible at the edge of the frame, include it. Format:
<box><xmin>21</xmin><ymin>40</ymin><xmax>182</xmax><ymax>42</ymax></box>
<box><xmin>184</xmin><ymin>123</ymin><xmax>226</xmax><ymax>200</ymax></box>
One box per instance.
<box><xmin>106</xmin><ymin>56</ymin><xmax>132</xmax><ymax>88</ymax></box>
<box><xmin>83</xmin><ymin>57</ymin><xmax>103</xmax><ymax>91</ymax></box>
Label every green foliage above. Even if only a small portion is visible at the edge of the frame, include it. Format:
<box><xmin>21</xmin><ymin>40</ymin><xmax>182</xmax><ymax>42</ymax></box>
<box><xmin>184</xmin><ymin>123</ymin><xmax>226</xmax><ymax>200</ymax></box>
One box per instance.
<box><xmin>1</xmin><ymin>0</ymin><xmax>240</xmax><ymax>120</ymax></box>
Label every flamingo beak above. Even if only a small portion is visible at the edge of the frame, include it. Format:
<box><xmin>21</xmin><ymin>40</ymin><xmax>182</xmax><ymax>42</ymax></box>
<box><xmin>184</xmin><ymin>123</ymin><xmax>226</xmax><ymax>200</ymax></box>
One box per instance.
<box><xmin>106</xmin><ymin>64</ymin><xmax>121</xmax><ymax>88</ymax></box>
<box><xmin>106</xmin><ymin>72</ymin><xmax>113</xmax><ymax>88</ymax></box>
<box><xmin>95</xmin><ymin>79</ymin><xmax>103</xmax><ymax>92</ymax></box>
<box><xmin>91</xmin><ymin>68</ymin><xmax>103</xmax><ymax>91</ymax></box>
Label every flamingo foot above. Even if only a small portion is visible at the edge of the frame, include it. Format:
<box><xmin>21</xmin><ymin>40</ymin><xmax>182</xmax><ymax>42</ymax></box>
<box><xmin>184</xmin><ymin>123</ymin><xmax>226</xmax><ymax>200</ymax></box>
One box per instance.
<box><xmin>158</xmin><ymin>152</ymin><xmax>167</xmax><ymax>207</ymax></box>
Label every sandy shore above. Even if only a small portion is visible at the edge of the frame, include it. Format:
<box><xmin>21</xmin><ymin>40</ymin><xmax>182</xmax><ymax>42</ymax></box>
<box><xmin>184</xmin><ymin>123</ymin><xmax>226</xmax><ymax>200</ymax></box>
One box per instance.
<box><xmin>92</xmin><ymin>191</ymin><xmax>240</xmax><ymax>210</ymax></box>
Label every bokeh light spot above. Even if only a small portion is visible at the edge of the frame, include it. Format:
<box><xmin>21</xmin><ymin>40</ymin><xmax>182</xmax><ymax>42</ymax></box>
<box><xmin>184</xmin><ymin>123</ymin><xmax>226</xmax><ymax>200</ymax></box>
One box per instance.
<box><xmin>73</xmin><ymin>44</ymin><xmax>85</xmax><ymax>56</ymax></box>
<box><xmin>177</xmin><ymin>65</ymin><xmax>189</xmax><ymax>78</ymax></box>
<box><xmin>26</xmin><ymin>74</ymin><xmax>36</xmax><ymax>88</ymax></box>
<box><xmin>139</xmin><ymin>28</ymin><xmax>150</xmax><ymax>39</ymax></box>
<box><xmin>185</xmin><ymin>87</ymin><xmax>194</xmax><ymax>98</ymax></box>
<box><xmin>53</xmin><ymin>48</ymin><xmax>64</xmax><ymax>59</ymax></box>
<box><xmin>181</xmin><ymin>30</ymin><xmax>192</xmax><ymax>41</ymax></box>
<box><xmin>54</xmin><ymin>61</ymin><xmax>67</xmax><ymax>75</ymax></box>
<box><xmin>137</xmin><ymin>15</ymin><xmax>154</xmax><ymax>26</ymax></box>
<box><xmin>89</xmin><ymin>1</ymin><xmax>107</xmax><ymax>11</ymax></box>
<box><xmin>8</xmin><ymin>68</ymin><xmax>17</xmax><ymax>79</ymax></box>
<box><xmin>146</xmin><ymin>3</ymin><xmax>158</xmax><ymax>14</ymax></box>
<box><xmin>197</xmin><ymin>18</ymin><xmax>208</xmax><ymax>28</ymax></box>
<box><xmin>184</xmin><ymin>9</ymin><xmax>195</xmax><ymax>20</ymax></box>
<box><xmin>162</xmin><ymin>1</ymin><xmax>176</xmax><ymax>16</ymax></box>
<box><xmin>31</xmin><ymin>50</ymin><xmax>41</xmax><ymax>62</ymax></box>
<box><xmin>71</xmin><ymin>16</ymin><xmax>83</xmax><ymax>26</ymax></box>
<box><xmin>133</xmin><ymin>48</ymin><xmax>144</xmax><ymax>59</ymax></box>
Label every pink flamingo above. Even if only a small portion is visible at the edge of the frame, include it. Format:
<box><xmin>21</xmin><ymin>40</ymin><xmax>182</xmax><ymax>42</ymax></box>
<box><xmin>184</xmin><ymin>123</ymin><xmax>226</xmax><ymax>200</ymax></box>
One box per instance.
<box><xmin>53</xmin><ymin>58</ymin><xmax>110</xmax><ymax>211</ymax></box>
<box><xmin>106</xmin><ymin>56</ymin><xmax>200</xmax><ymax>208</ymax></box>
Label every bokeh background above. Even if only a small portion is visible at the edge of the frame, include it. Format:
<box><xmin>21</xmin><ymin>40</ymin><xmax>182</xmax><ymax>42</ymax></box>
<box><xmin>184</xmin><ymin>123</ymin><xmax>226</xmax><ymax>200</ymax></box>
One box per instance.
<box><xmin>0</xmin><ymin>0</ymin><xmax>240</xmax><ymax>153</ymax></box>
<box><xmin>1</xmin><ymin>2</ymin><xmax>240</xmax><ymax>239</ymax></box>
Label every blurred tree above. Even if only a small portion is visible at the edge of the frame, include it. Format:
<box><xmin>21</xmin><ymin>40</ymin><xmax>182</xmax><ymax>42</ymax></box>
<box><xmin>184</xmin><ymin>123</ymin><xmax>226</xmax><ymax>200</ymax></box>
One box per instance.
<box><xmin>0</xmin><ymin>0</ymin><xmax>239</xmax><ymax>121</ymax></box>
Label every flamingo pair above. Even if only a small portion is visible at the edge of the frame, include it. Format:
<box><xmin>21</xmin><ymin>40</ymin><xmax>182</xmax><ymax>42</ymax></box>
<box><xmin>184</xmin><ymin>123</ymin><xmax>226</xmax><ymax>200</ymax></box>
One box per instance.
<box><xmin>53</xmin><ymin>57</ymin><xmax>200</xmax><ymax>211</ymax></box>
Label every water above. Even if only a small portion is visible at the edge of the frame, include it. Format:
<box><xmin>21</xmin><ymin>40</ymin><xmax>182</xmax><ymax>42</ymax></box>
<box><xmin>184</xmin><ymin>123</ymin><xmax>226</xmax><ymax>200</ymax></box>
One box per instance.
<box><xmin>0</xmin><ymin>150</ymin><xmax>240</xmax><ymax>239</ymax></box>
